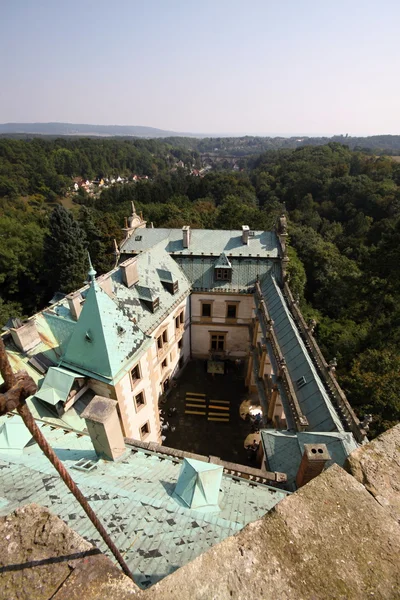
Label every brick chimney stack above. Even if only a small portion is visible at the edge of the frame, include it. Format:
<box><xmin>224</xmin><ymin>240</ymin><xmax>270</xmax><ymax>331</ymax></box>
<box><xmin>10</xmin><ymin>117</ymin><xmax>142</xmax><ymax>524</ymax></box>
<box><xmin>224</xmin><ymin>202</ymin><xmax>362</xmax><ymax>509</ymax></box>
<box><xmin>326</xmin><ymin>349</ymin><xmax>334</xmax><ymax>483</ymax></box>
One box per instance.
<box><xmin>81</xmin><ymin>396</ymin><xmax>126</xmax><ymax>461</ymax></box>
<box><xmin>296</xmin><ymin>444</ymin><xmax>331</xmax><ymax>488</ymax></box>
<box><xmin>119</xmin><ymin>257</ymin><xmax>139</xmax><ymax>288</ymax></box>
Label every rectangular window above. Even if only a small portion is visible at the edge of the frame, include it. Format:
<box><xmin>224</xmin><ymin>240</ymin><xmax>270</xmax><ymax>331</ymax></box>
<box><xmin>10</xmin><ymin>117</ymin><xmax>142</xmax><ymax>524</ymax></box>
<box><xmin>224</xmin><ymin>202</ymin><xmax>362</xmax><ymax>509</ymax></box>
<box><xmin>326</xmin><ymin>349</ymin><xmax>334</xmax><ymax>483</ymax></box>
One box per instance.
<box><xmin>157</xmin><ymin>335</ymin><xmax>163</xmax><ymax>349</ymax></box>
<box><xmin>202</xmin><ymin>303</ymin><xmax>212</xmax><ymax>317</ymax></box>
<box><xmin>162</xmin><ymin>358</ymin><xmax>167</xmax><ymax>369</ymax></box>
<box><xmin>226</xmin><ymin>304</ymin><xmax>237</xmax><ymax>319</ymax></box>
<box><xmin>178</xmin><ymin>338</ymin><xmax>183</xmax><ymax>349</ymax></box>
<box><xmin>140</xmin><ymin>421</ymin><xmax>150</xmax><ymax>440</ymax></box>
<box><xmin>135</xmin><ymin>391</ymin><xmax>146</xmax><ymax>410</ymax></box>
<box><xmin>162</xmin><ymin>330</ymin><xmax>168</xmax><ymax>344</ymax></box>
<box><xmin>210</xmin><ymin>333</ymin><xmax>226</xmax><ymax>351</ymax></box>
<box><xmin>176</xmin><ymin>310</ymin><xmax>184</xmax><ymax>328</ymax></box>
<box><xmin>215</xmin><ymin>268</ymin><xmax>231</xmax><ymax>281</ymax></box>
<box><xmin>131</xmin><ymin>364</ymin><xmax>141</xmax><ymax>382</ymax></box>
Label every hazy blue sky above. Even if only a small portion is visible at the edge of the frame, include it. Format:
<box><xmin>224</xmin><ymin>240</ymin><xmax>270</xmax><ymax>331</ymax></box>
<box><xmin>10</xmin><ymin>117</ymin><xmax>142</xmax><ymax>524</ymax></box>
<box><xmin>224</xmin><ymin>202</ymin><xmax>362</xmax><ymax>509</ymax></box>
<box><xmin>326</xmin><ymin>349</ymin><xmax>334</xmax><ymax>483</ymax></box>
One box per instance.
<box><xmin>1</xmin><ymin>0</ymin><xmax>399</xmax><ymax>135</ymax></box>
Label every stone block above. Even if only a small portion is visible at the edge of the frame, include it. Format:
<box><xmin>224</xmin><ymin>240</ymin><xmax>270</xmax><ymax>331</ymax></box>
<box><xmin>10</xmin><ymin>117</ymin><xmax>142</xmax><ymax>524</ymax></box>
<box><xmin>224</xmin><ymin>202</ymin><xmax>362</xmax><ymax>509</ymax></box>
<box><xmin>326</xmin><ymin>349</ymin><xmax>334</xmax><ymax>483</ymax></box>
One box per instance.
<box><xmin>346</xmin><ymin>423</ymin><xmax>400</xmax><ymax>524</ymax></box>
<box><xmin>0</xmin><ymin>504</ymin><xmax>138</xmax><ymax>600</ymax></box>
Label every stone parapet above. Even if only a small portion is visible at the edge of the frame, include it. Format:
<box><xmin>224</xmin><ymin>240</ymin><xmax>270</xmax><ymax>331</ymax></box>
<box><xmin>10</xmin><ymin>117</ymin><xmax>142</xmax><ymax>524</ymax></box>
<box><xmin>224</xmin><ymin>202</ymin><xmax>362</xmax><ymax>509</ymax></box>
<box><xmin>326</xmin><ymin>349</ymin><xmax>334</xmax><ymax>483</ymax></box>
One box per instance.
<box><xmin>124</xmin><ymin>437</ymin><xmax>287</xmax><ymax>484</ymax></box>
<box><xmin>0</xmin><ymin>504</ymin><xmax>138</xmax><ymax>600</ymax></box>
<box><xmin>346</xmin><ymin>422</ymin><xmax>400</xmax><ymax>524</ymax></box>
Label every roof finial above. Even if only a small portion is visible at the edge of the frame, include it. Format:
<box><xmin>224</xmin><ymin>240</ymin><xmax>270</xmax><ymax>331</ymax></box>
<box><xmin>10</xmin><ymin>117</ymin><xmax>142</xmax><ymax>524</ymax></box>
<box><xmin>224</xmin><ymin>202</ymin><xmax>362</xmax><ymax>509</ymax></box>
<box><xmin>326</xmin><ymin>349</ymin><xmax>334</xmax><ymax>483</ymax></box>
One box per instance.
<box><xmin>131</xmin><ymin>201</ymin><xmax>136</xmax><ymax>215</ymax></box>
<box><xmin>87</xmin><ymin>252</ymin><xmax>97</xmax><ymax>284</ymax></box>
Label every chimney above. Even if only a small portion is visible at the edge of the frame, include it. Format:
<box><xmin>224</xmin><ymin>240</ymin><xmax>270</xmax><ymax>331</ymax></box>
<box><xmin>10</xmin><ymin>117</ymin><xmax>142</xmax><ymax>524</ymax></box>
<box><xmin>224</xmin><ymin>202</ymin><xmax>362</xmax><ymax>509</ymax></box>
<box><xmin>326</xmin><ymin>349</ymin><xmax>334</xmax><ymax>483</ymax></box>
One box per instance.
<box><xmin>98</xmin><ymin>274</ymin><xmax>113</xmax><ymax>298</ymax></box>
<box><xmin>67</xmin><ymin>291</ymin><xmax>83</xmax><ymax>321</ymax></box>
<box><xmin>182</xmin><ymin>225</ymin><xmax>190</xmax><ymax>248</ymax></box>
<box><xmin>119</xmin><ymin>256</ymin><xmax>139</xmax><ymax>288</ymax></box>
<box><xmin>81</xmin><ymin>396</ymin><xmax>126</xmax><ymax>461</ymax></box>
<box><xmin>10</xmin><ymin>319</ymin><xmax>41</xmax><ymax>352</ymax></box>
<box><xmin>242</xmin><ymin>225</ymin><xmax>250</xmax><ymax>245</ymax></box>
<box><xmin>296</xmin><ymin>444</ymin><xmax>331</xmax><ymax>488</ymax></box>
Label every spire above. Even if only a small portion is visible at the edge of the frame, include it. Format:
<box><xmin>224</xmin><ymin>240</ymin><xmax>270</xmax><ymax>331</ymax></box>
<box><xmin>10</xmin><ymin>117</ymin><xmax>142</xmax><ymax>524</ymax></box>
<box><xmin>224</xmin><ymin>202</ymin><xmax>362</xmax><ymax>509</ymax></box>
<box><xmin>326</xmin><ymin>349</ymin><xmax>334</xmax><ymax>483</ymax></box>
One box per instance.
<box><xmin>88</xmin><ymin>252</ymin><xmax>97</xmax><ymax>284</ymax></box>
<box><xmin>131</xmin><ymin>201</ymin><xmax>136</xmax><ymax>216</ymax></box>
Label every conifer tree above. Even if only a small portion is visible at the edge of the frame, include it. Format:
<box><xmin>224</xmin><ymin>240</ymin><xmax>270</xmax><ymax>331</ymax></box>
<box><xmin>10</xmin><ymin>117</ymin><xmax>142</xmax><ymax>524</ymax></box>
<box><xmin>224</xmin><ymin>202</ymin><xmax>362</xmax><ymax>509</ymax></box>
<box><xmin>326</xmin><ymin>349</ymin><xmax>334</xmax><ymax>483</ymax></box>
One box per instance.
<box><xmin>44</xmin><ymin>205</ymin><xmax>88</xmax><ymax>294</ymax></box>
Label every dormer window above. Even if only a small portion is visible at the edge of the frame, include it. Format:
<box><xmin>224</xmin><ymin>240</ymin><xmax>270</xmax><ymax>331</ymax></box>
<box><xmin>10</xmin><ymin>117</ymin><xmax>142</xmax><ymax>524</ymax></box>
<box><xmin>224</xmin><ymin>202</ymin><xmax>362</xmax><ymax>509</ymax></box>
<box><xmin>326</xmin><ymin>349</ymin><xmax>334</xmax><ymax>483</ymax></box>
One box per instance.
<box><xmin>157</xmin><ymin>268</ymin><xmax>179</xmax><ymax>295</ymax></box>
<box><xmin>162</xmin><ymin>280</ymin><xmax>179</xmax><ymax>295</ymax></box>
<box><xmin>215</xmin><ymin>268</ymin><xmax>231</xmax><ymax>281</ymax></box>
<box><xmin>137</xmin><ymin>285</ymin><xmax>159</xmax><ymax>313</ymax></box>
<box><xmin>214</xmin><ymin>253</ymin><xmax>232</xmax><ymax>282</ymax></box>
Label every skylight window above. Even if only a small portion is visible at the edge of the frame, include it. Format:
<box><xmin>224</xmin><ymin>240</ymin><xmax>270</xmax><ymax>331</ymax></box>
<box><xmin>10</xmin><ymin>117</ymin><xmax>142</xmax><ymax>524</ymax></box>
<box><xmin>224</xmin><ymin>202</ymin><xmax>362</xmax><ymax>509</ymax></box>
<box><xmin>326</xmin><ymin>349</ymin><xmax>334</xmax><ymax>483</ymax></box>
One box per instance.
<box><xmin>72</xmin><ymin>458</ymin><xmax>97</xmax><ymax>472</ymax></box>
<box><xmin>296</xmin><ymin>376</ymin><xmax>307</xmax><ymax>390</ymax></box>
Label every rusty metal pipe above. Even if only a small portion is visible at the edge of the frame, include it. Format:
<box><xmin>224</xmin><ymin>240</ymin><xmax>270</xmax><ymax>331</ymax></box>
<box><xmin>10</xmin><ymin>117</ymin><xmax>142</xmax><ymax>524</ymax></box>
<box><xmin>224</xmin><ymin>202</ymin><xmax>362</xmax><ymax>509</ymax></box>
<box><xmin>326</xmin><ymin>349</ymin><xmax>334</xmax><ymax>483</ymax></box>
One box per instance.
<box><xmin>0</xmin><ymin>338</ymin><xmax>134</xmax><ymax>581</ymax></box>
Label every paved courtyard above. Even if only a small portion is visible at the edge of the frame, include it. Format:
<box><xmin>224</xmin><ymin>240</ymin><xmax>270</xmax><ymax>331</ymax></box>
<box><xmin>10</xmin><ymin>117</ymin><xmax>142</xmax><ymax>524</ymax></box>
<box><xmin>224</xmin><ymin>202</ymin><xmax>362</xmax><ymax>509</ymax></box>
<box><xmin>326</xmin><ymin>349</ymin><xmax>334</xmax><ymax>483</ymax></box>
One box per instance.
<box><xmin>162</xmin><ymin>359</ymin><xmax>259</xmax><ymax>466</ymax></box>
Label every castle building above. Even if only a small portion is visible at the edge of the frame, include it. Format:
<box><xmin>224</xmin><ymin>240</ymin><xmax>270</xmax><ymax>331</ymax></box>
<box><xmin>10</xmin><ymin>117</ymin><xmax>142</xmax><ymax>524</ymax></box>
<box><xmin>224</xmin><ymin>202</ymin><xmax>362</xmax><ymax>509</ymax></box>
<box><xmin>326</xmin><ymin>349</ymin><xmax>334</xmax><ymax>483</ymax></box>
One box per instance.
<box><xmin>0</xmin><ymin>216</ymin><xmax>373</xmax><ymax>587</ymax></box>
<box><xmin>1</xmin><ymin>217</ymin><xmax>367</xmax><ymax>487</ymax></box>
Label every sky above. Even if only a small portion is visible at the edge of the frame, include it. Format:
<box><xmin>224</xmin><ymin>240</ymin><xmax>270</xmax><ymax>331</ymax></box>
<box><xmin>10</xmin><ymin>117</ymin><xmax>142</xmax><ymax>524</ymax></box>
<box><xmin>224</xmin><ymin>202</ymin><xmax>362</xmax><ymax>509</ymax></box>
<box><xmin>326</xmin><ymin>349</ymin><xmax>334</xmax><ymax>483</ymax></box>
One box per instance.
<box><xmin>1</xmin><ymin>0</ymin><xmax>400</xmax><ymax>136</ymax></box>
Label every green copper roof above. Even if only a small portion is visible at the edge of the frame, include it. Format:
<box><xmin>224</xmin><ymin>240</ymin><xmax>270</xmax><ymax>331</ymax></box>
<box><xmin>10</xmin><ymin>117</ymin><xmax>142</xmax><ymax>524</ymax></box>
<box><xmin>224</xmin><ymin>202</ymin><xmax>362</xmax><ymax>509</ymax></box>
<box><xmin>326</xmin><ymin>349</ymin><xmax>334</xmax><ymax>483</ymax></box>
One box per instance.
<box><xmin>0</xmin><ymin>414</ymin><xmax>37</xmax><ymax>454</ymax></box>
<box><xmin>0</xmin><ymin>415</ymin><xmax>289</xmax><ymax>588</ymax></box>
<box><xmin>35</xmin><ymin>366</ymin><xmax>82</xmax><ymax>406</ymax></box>
<box><xmin>214</xmin><ymin>253</ymin><xmax>232</xmax><ymax>269</ymax></box>
<box><xmin>260</xmin><ymin>274</ymin><xmax>344</xmax><ymax>432</ymax></box>
<box><xmin>157</xmin><ymin>268</ymin><xmax>175</xmax><ymax>283</ymax></box>
<box><xmin>175</xmin><ymin>256</ymin><xmax>281</xmax><ymax>291</ymax></box>
<box><xmin>174</xmin><ymin>458</ymin><xmax>223</xmax><ymax>510</ymax></box>
<box><xmin>261</xmin><ymin>429</ymin><xmax>358</xmax><ymax>490</ymax></box>
<box><xmin>120</xmin><ymin>228</ymin><xmax>280</xmax><ymax>258</ymax></box>
<box><xmin>61</xmin><ymin>281</ymin><xmax>145</xmax><ymax>380</ymax></box>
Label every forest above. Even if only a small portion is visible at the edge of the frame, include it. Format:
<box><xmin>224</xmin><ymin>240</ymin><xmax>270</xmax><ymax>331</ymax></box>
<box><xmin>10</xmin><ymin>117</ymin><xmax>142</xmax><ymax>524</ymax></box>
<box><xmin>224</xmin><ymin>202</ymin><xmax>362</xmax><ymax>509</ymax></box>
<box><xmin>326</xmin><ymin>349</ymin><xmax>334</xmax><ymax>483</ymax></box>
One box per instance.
<box><xmin>0</xmin><ymin>136</ymin><xmax>399</xmax><ymax>437</ymax></box>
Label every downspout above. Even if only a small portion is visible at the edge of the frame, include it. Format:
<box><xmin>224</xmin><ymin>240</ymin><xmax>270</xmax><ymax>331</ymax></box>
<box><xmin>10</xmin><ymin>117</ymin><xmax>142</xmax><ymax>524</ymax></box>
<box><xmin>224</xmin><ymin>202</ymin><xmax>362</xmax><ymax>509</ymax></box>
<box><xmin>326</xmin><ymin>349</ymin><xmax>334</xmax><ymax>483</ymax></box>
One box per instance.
<box><xmin>189</xmin><ymin>293</ymin><xmax>192</xmax><ymax>360</ymax></box>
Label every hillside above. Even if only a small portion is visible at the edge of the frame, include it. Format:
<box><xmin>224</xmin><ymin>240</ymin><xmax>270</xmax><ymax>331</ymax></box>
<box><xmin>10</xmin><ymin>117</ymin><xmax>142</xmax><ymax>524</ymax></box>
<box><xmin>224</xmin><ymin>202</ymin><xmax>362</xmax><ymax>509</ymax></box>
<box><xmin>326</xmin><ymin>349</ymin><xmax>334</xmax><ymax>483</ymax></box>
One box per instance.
<box><xmin>0</xmin><ymin>122</ymin><xmax>186</xmax><ymax>138</ymax></box>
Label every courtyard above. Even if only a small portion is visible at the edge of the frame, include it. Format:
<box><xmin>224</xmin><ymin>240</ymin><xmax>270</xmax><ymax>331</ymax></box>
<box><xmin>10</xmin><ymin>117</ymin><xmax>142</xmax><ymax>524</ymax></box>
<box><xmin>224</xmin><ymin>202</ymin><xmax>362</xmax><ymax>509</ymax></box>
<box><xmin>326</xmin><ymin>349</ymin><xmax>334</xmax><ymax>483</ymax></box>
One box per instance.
<box><xmin>161</xmin><ymin>359</ymin><xmax>260</xmax><ymax>466</ymax></box>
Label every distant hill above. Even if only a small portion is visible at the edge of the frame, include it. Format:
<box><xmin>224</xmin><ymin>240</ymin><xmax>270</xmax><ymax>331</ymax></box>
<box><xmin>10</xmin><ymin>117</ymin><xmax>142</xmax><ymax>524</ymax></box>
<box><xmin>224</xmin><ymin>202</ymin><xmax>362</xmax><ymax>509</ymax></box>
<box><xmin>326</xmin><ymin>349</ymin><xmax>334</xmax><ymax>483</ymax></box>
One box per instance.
<box><xmin>1</xmin><ymin>123</ymin><xmax>400</xmax><ymax>155</ymax></box>
<box><xmin>0</xmin><ymin>122</ymin><xmax>193</xmax><ymax>137</ymax></box>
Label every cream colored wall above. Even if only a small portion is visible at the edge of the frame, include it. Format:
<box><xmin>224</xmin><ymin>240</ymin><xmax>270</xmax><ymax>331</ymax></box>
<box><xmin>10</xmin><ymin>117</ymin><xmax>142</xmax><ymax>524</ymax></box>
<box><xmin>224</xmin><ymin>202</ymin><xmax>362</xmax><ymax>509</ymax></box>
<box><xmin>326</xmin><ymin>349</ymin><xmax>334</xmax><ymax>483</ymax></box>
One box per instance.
<box><xmin>114</xmin><ymin>345</ymin><xmax>159</xmax><ymax>442</ymax></box>
<box><xmin>113</xmin><ymin>295</ymin><xmax>190</xmax><ymax>443</ymax></box>
<box><xmin>190</xmin><ymin>292</ymin><xmax>253</xmax><ymax>358</ymax></box>
<box><xmin>150</xmin><ymin>296</ymin><xmax>190</xmax><ymax>399</ymax></box>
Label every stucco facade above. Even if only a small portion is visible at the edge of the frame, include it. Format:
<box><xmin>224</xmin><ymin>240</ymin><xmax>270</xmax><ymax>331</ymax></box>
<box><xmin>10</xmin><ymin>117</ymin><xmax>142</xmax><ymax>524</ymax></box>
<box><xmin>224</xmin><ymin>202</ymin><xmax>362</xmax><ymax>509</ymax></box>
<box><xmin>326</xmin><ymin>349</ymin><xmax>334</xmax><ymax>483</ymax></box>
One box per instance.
<box><xmin>190</xmin><ymin>292</ymin><xmax>253</xmax><ymax>359</ymax></box>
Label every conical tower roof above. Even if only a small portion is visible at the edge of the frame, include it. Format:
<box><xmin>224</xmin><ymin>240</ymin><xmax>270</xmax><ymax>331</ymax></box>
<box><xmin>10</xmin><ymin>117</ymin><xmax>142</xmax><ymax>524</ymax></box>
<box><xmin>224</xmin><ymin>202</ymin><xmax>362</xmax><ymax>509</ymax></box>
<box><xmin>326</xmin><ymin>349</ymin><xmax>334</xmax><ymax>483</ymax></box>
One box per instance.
<box><xmin>61</xmin><ymin>276</ymin><xmax>145</xmax><ymax>381</ymax></box>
